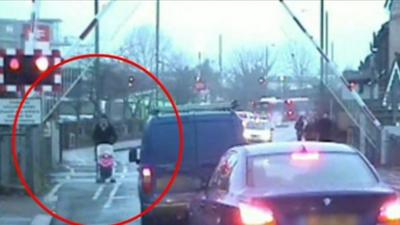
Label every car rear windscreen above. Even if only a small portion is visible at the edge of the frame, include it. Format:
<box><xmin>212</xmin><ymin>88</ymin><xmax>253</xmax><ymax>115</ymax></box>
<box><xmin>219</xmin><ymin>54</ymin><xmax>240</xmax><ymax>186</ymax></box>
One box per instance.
<box><xmin>248</xmin><ymin>152</ymin><xmax>377</xmax><ymax>190</ymax></box>
<box><xmin>144</xmin><ymin>116</ymin><xmax>244</xmax><ymax>166</ymax></box>
<box><xmin>146</xmin><ymin>121</ymin><xmax>196</xmax><ymax>165</ymax></box>
<box><xmin>246</xmin><ymin>122</ymin><xmax>268</xmax><ymax>130</ymax></box>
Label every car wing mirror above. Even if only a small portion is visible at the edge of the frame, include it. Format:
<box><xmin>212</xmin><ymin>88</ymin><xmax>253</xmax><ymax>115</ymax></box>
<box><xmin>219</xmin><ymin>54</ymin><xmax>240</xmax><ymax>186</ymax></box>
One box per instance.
<box><xmin>129</xmin><ymin>146</ymin><xmax>141</xmax><ymax>164</ymax></box>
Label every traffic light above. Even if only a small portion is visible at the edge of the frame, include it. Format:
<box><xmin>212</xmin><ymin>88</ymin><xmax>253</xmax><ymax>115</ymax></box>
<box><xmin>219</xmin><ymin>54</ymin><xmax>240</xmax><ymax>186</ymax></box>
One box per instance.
<box><xmin>35</xmin><ymin>56</ymin><xmax>49</xmax><ymax>72</ymax></box>
<box><xmin>3</xmin><ymin>51</ymin><xmax>61</xmax><ymax>85</ymax></box>
<box><xmin>9</xmin><ymin>57</ymin><xmax>21</xmax><ymax>71</ymax></box>
<box><xmin>128</xmin><ymin>76</ymin><xmax>135</xmax><ymax>88</ymax></box>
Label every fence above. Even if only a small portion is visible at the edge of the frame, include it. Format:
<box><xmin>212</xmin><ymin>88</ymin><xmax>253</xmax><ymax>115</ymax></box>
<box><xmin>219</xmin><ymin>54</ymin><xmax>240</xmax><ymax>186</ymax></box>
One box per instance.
<box><xmin>0</xmin><ymin>126</ymin><xmax>50</xmax><ymax>193</ymax></box>
<box><xmin>381</xmin><ymin>126</ymin><xmax>400</xmax><ymax>166</ymax></box>
<box><xmin>0</xmin><ymin>130</ymin><xmax>26</xmax><ymax>191</ymax></box>
<box><xmin>386</xmin><ymin>134</ymin><xmax>400</xmax><ymax>166</ymax></box>
<box><xmin>60</xmin><ymin>118</ymin><xmax>143</xmax><ymax>150</ymax></box>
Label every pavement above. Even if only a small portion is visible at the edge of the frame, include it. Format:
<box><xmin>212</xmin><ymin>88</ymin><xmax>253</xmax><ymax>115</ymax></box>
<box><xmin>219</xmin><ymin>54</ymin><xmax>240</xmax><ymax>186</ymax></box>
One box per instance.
<box><xmin>2</xmin><ymin>127</ymin><xmax>400</xmax><ymax>225</ymax></box>
<box><xmin>49</xmin><ymin>139</ymin><xmax>141</xmax><ymax>225</ymax></box>
<box><xmin>0</xmin><ymin>139</ymin><xmax>141</xmax><ymax>225</ymax></box>
<box><xmin>0</xmin><ymin>193</ymin><xmax>51</xmax><ymax>225</ymax></box>
<box><xmin>61</xmin><ymin>140</ymin><xmax>141</xmax><ymax>167</ymax></box>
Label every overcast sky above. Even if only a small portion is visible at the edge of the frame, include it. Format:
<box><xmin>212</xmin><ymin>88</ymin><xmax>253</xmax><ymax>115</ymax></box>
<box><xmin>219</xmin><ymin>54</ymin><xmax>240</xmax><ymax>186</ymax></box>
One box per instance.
<box><xmin>0</xmin><ymin>0</ymin><xmax>389</xmax><ymax>72</ymax></box>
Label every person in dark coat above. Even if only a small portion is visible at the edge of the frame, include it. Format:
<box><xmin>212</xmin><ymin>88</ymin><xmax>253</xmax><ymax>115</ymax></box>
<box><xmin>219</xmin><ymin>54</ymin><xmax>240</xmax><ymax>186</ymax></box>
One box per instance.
<box><xmin>304</xmin><ymin>118</ymin><xmax>317</xmax><ymax>141</ymax></box>
<box><xmin>92</xmin><ymin>114</ymin><xmax>118</xmax><ymax>182</ymax></box>
<box><xmin>315</xmin><ymin>113</ymin><xmax>334</xmax><ymax>142</ymax></box>
<box><xmin>295</xmin><ymin>115</ymin><xmax>306</xmax><ymax>141</ymax></box>
<box><xmin>93</xmin><ymin>115</ymin><xmax>118</xmax><ymax>146</ymax></box>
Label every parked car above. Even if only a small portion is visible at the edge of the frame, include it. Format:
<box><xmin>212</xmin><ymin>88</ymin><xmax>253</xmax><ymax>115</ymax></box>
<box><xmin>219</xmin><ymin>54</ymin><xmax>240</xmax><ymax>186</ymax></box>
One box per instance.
<box><xmin>129</xmin><ymin>108</ymin><xmax>246</xmax><ymax>225</ymax></box>
<box><xmin>189</xmin><ymin>142</ymin><xmax>399</xmax><ymax>225</ymax></box>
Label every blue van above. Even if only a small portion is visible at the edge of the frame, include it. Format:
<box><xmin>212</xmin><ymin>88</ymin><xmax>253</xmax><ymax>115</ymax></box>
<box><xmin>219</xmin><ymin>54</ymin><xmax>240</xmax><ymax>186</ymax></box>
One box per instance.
<box><xmin>130</xmin><ymin>110</ymin><xmax>245</xmax><ymax>225</ymax></box>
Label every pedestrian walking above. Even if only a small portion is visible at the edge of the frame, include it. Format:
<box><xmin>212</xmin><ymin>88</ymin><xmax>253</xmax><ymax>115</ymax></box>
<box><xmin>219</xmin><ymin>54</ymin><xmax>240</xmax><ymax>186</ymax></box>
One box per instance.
<box><xmin>315</xmin><ymin>112</ymin><xmax>334</xmax><ymax>142</ymax></box>
<box><xmin>93</xmin><ymin>114</ymin><xmax>118</xmax><ymax>146</ymax></box>
<box><xmin>304</xmin><ymin>118</ymin><xmax>317</xmax><ymax>141</ymax></box>
<box><xmin>295</xmin><ymin>115</ymin><xmax>306</xmax><ymax>141</ymax></box>
<box><xmin>92</xmin><ymin>114</ymin><xmax>118</xmax><ymax>181</ymax></box>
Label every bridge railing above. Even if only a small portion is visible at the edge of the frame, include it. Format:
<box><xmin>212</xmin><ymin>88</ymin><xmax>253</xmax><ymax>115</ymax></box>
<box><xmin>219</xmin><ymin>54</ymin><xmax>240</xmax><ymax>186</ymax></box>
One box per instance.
<box><xmin>325</xmin><ymin>68</ymin><xmax>382</xmax><ymax>150</ymax></box>
<box><xmin>279</xmin><ymin>0</ymin><xmax>382</xmax><ymax>154</ymax></box>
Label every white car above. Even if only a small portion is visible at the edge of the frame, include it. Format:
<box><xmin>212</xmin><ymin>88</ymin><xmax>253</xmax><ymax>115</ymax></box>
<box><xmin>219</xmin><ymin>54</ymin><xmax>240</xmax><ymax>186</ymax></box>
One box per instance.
<box><xmin>243</xmin><ymin>121</ymin><xmax>274</xmax><ymax>143</ymax></box>
<box><xmin>236</xmin><ymin>111</ymin><xmax>255</xmax><ymax>126</ymax></box>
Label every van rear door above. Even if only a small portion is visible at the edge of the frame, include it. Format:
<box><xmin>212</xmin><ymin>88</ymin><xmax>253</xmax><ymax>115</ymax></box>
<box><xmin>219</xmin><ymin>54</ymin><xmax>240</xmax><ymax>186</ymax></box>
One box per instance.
<box><xmin>142</xmin><ymin>116</ymin><xmax>203</xmax><ymax>195</ymax></box>
<box><xmin>195</xmin><ymin>115</ymin><xmax>245</xmax><ymax>181</ymax></box>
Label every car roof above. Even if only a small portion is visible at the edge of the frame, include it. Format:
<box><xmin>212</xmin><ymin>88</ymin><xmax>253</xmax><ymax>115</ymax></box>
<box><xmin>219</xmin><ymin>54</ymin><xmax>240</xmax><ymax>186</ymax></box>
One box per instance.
<box><xmin>150</xmin><ymin>111</ymin><xmax>238</xmax><ymax>123</ymax></box>
<box><xmin>241</xmin><ymin>142</ymin><xmax>357</xmax><ymax>157</ymax></box>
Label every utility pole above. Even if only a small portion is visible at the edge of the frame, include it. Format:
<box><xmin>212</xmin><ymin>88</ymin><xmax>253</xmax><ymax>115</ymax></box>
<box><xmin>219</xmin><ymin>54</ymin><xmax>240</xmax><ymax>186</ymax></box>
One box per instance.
<box><xmin>155</xmin><ymin>0</ymin><xmax>160</xmax><ymax>107</ymax></box>
<box><xmin>325</xmin><ymin>11</ymin><xmax>329</xmax><ymax>83</ymax></box>
<box><xmin>93</xmin><ymin>0</ymin><xmax>101</xmax><ymax>181</ymax></box>
<box><xmin>218</xmin><ymin>34</ymin><xmax>223</xmax><ymax>75</ymax></box>
<box><xmin>319</xmin><ymin>0</ymin><xmax>325</xmax><ymax>113</ymax></box>
<box><xmin>94</xmin><ymin>0</ymin><xmax>101</xmax><ymax>115</ymax></box>
<box><xmin>265</xmin><ymin>45</ymin><xmax>269</xmax><ymax>74</ymax></box>
<box><xmin>30</xmin><ymin>0</ymin><xmax>39</xmax><ymax>50</ymax></box>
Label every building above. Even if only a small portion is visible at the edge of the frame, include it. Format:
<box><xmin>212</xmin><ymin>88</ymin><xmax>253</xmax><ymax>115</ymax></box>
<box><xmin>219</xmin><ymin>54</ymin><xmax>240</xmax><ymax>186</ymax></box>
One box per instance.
<box><xmin>0</xmin><ymin>18</ymin><xmax>65</xmax><ymax>50</ymax></box>
<box><xmin>344</xmin><ymin>1</ymin><xmax>400</xmax><ymax>125</ymax></box>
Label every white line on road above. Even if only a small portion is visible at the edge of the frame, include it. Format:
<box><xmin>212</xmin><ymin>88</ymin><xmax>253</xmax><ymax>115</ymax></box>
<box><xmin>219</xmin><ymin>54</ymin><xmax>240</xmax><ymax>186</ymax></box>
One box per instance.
<box><xmin>119</xmin><ymin>165</ymin><xmax>128</xmax><ymax>179</ymax></box>
<box><xmin>92</xmin><ymin>184</ymin><xmax>105</xmax><ymax>200</ymax></box>
<box><xmin>65</xmin><ymin>165</ymin><xmax>75</xmax><ymax>174</ymax></box>
<box><xmin>45</xmin><ymin>183</ymin><xmax>63</xmax><ymax>203</ymax></box>
<box><xmin>103</xmin><ymin>183</ymin><xmax>121</xmax><ymax>209</ymax></box>
<box><xmin>112</xmin><ymin>195</ymin><xmax>134</xmax><ymax>200</ymax></box>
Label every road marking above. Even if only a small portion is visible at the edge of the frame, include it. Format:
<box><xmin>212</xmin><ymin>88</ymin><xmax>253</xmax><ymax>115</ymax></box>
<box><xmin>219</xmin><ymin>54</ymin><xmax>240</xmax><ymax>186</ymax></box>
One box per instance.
<box><xmin>119</xmin><ymin>165</ymin><xmax>128</xmax><ymax>179</ymax></box>
<box><xmin>92</xmin><ymin>184</ymin><xmax>105</xmax><ymax>200</ymax></box>
<box><xmin>123</xmin><ymin>165</ymin><xmax>128</xmax><ymax>174</ymax></box>
<box><xmin>113</xmin><ymin>195</ymin><xmax>134</xmax><ymax>200</ymax></box>
<box><xmin>103</xmin><ymin>183</ymin><xmax>121</xmax><ymax>209</ymax></box>
<box><xmin>0</xmin><ymin>217</ymin><xmax>31</xmax><ymax>222</ymax></box>
<box><xmin>44</xmin><ymin>183</ymin><xmax>63</xmax><ymax>203</ymax></box>
<box><xmin>65</xmin><ymin>165</ymin><xmax>76</xmax><ymax>174</ymax></box>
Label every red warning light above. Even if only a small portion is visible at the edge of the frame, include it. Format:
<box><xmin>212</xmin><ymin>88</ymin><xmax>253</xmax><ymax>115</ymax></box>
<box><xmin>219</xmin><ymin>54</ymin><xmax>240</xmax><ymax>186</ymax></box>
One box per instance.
<box><xmin>9</xmin><ymin>58</ymin><xmax>20</xmax><ymax>71</ymax></box>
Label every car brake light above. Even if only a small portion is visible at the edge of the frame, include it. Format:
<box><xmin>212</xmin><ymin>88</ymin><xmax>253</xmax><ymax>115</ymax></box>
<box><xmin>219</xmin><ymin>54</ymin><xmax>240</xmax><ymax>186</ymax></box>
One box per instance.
<box><xmin>142</xmin><ymin>167</ymin><xmax>153</xmax><ymax>194</ymax></box>
<box><xmin>378</xmin><ymin>199</ymin><xmax>400</xmax><ymax>223</ymax></box>
<box><xmin>142</xmin><ymin>168</ymin><xmax>151</xmax><ymax>177</ymax></box>
<box><xmin>239</xmin><ymin>203</ymin><xmax>275</xmax><ymax>225</ymax></box>
<box><xmin>291</xmin><ymin>152</ymin><xmax>319</xmax><ymax>161</ymax></box>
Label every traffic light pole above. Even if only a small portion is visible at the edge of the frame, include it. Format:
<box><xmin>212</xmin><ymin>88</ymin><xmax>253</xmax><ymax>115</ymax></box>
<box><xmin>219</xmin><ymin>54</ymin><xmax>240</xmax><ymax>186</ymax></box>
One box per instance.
<box><xmin>94</xmin><ymin>0</ymin><xmax>101</xmax><ymax>115</ymax></box>
<box><xmin>93</xmin><ymin>0</ymin><xmax>101</xmax><ymax>180</ymax></box>
<box><xmin>319</xmin><ymin>0</ymin><xmax>325</xmax><ymax>112</ymax></box>
<box><xmin>155</xmin><ymin>0</ymin><xmax>160</xmax><ymax>108</ymax></box>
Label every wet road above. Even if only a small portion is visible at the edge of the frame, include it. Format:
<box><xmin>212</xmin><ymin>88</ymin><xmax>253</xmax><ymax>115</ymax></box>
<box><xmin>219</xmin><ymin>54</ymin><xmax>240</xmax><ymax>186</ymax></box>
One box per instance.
<box><xmin>49</xmin><ymin>150</ymin><xmax>141</xmax><ymax>225</ymax></box>
<box><xmin>45</xmin><ymin>123</ymin><xmax>308</xmax><ymax>225</ymax></box>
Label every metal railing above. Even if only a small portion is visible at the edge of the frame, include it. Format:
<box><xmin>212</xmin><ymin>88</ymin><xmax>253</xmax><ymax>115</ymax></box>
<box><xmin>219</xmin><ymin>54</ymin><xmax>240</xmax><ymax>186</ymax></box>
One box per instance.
<box><xmin>280</xmin><ymin>0</ymin><xmax>382</xmax><ymax>151</ymax></box>
<box><xmin>325</xmin><ymin>66</ymin><xmax>382</xmax><ymax>150</ymax></box>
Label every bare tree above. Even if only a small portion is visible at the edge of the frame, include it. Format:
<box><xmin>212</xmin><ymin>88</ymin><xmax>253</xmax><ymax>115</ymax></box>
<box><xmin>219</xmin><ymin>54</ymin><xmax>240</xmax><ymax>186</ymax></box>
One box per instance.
<box><xmin>118</xmin><ymin>25</ymin><xmax>173</xmax><ymax>72</ymax></box>
<box><xmin>226</xmin><ymin>47</ymin><xmax>277</xmax><ymax>106</ymax></box>
<box><xmin>284</xmin><ymin>43</ymin><xmax>316</xmax><ymax>88</ymax></box>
